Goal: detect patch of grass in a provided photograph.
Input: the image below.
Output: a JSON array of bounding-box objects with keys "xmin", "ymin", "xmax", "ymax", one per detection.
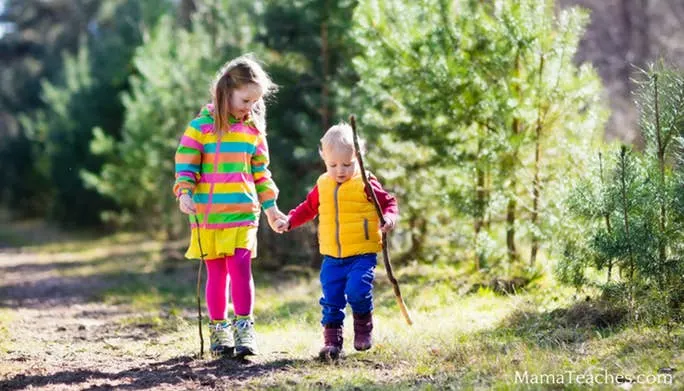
[
  {"xmin": 0, "ymin": 309, "xmax": 25, "ymax": 380},
  {"xmin": 208, "ymin": 264, "xmax": 680, "ymax": 390},
  {"xmin": 99, "ymin": 269, "xmax": 198, "ymax": 312},
  {"xmin": 254, "ymin": 276, "xmax": 321, "ymax": 330},
  {"xmin": 2, "ymin": 223, "xmax": 167, "ymax": 255},
  {"xmin": 0, "ymin": 230, "xmax": 26, "ymax": 247},
  {"xmin": 498, "ymin": 299, "xmax": 629, "ymax": 346},
  {"xmin": 118, "ymin": 312, "xmax": 191, "ymax": 334},
  {"xmin": 0, "ymin": 218, "xmax": 108, "ymax": 249},
  {"xmin": 0, "ymin": 309, "xmax": 15, "ymax": 353},
  {"xmin": 33, "ymin": 231, "xmax": 165, "ymax": 254}
]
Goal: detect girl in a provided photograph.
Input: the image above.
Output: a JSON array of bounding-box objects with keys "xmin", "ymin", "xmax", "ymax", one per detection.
[{"xmin": 174, "ymin": 55, "xmax": 287, "ymax": 358}]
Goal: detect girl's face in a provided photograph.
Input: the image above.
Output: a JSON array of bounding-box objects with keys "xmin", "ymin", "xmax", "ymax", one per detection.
[
  {"xmin": 322, "ymin": 145, "xmax": 357, "ymax": 183},
  {"xmin": 230, "ymin": 83, "xmax": 263, "ymax": 120}
]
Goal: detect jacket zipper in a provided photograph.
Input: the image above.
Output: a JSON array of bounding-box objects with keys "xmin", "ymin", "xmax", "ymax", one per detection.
[
  {"xmin": 363, "ymin": 218, "xmax": 369, "ymax": 240},
  {"xmin": 334, "ymin": 182, "xmax": 341, "ymax": 257},
  {"xmin": 204, "ymin": 136, "xmax": 221, "ymax": 226}
]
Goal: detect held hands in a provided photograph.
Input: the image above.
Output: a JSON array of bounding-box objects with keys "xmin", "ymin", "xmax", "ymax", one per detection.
[
  {"xmin": 380, "ymin": 214, "xmax": 396, "ymax": 233},
  {"xmin": 179, "ymin": 197, "xmax": 288, "ymax": 233},
  {"xmin": 178, "ymin": 193, "xmax": 196, "ymax": 215},
  {"xmin": 274, "ymin": 217, "xmax": 290, "ymax": 233},
  {"xmin": 265, "ymin": 207, "xmax": 289, "ymax": 234}
]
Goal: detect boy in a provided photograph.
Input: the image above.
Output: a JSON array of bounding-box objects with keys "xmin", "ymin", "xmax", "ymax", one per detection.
[{"xmin": 277, "ymin": 122, "xmax": 398, "ymax": 359}]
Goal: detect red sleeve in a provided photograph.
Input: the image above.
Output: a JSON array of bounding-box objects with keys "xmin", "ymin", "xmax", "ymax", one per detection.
[
  {"xmin": 367, "ymin": 176, "xmax": 399, "ymax": 225},
  {"xmin": 287, "ymin": 185, "xmax": 320, "ymax": 229}
]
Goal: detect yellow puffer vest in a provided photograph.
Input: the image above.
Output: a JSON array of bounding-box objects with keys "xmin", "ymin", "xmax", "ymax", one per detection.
[{"xmin": 317, "ymin": 172, "xmax": 382, "ymax": 257}]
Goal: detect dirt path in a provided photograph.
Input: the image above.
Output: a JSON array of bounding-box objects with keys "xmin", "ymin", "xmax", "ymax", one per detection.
[{"xmin": 0, "ymin": 244, "xmax": 302, "ymax": 390}]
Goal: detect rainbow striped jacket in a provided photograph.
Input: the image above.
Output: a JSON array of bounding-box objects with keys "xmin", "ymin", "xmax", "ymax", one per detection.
[{"xmin": 173, "ymin": 105, "xmax": 278, "ymax": 228}]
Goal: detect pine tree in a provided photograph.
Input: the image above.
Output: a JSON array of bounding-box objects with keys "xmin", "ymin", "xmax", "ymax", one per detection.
[
  {"xmin": 0, "ymin": 0, "xmax": 101, "ymax": 216},
  {"xmin": 634, "ymin": 64, "xmax": 684, "ymax": 321},
  {"xmin": 560, "ymin": 63, "xmax": 684, "ymax": 323},
  {"xmin": 258, "ymin": 0, "xmax": 360, "ymax": 266},
  {"xmin": 350, "ymin": 0, "xmax": 606, "ymax": 270},
  {"xmin": 20, "ymin": 0, "xmax": 171, "ymax": 226}
]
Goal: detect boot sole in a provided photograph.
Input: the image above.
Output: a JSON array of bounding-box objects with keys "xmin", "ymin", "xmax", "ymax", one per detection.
[{"xmin": 318, "ymin": 349, "xmax": 344, "ymax": 361}]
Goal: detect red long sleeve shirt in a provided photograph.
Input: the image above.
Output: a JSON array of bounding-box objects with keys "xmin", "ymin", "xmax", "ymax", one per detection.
[{"xmin": 288, "ymin": 176, "xmax": 398, "ymax": 229}]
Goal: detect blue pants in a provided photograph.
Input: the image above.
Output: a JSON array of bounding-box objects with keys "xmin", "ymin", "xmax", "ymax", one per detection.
[{"xmin": 319, "ymin": 253, "xmax": 377, "ymax": 326}]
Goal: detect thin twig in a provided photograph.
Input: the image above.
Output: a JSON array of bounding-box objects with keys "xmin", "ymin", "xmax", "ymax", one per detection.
[{"xmin": 193, "ymin": 214, "xmax": 205, "ymax": 359}]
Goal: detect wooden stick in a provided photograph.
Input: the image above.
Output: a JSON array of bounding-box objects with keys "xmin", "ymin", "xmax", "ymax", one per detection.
[
  {"xmin": 350, "ymin": 115, "xmax": 413, "ymax": 326},
  {"xmin": 193, "ymin": 214, "xmax": 205, "ymax": 359}
]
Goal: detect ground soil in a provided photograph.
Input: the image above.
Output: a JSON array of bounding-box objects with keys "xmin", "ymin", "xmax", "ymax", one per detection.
[{"xmin": 0, "ymin": 243, "xmax": 298, "ymax": 391}]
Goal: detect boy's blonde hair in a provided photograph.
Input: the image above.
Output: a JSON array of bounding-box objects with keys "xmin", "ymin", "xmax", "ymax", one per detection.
[{"xmin": 320, "ymin": 122, "xmax": 365, "ymax": 155}]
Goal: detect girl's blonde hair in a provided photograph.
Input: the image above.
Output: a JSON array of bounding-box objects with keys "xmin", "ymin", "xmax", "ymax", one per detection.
[{"xmin": 212, "ymin": 54, "xmax": 277, "ymax": 134}]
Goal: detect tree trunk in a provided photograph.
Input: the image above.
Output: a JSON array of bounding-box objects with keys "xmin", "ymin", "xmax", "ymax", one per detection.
[
  {"xmin": 530, "ymin": 135, "xmax": 540, "ymax": 266},
  {"xmin": 474, "ymin": 139, "xmax": 485, "ymax": 270},
  {"xmin": 530, "ymin": 54, "xmax": 545, "ymax": 267},
  {"xmin": 598, "ymin": 152, "xmax": 614, "ymax": 282},
  {"xmin": 320, "ymin": 4, "xmax": 330, "ymax": 130},
  {"xmin": 619, "ymin": 146, "xmax": 636, "ymax": 314},
  {"xmin": 506, "ymin": 192, "xmax": 518, "ymax": 264},
  {"xmin": 178, "ymin": 0, "xmax": 197, "ymax": 28},
  {"xmin": 397, "ymin": 213, "xmax": 427, "ymax": 265},
  {"xmin": 507, "ymin": 52, "xmax": 521, "ymax": 265}
]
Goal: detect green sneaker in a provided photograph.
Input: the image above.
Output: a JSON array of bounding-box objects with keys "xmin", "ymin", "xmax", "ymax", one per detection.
[
  {"xmin": 209, "ymin": 319, "xmax": 234, "ymax": 357},
  {"xmin": 233, "ymin": 317, "xmax": 258, "ymax": 357}
]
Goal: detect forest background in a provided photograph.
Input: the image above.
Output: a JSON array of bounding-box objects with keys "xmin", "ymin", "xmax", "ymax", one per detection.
[{"xmin": 0, "ymin": 1, "xmax": 682, "ymax": 389}]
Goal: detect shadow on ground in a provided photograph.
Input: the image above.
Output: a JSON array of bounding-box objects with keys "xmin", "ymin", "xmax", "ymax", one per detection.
[
  {"xmin": 0, "ymin": 355, "xmax": 314, "ymax": 390},
  {"xmin": 0, "ymin": 238, "xmax": 324, "ymax": 313},
  {"xmin": 0, "ymin": 252, "xmax": 198, "ymax": 309}
]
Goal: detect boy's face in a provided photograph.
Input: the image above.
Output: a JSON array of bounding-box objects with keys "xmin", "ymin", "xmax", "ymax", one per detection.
[
  {"xmin": 230, "ymin": 83, "xmax": 263, "ymax": 120},
  {"xmin": 322, "ymin": 145, "xmax": 357, "ymax": 184}
]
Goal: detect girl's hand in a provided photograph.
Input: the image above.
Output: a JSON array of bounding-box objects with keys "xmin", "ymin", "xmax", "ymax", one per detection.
[
  {"xmin": 265, "ymin": 207, "xmax": 288, "ymax": 233},
  {"xmin": 178, "ymin": 193, "xmax": 197, "ymax": 215},
  {"xmin": 274, "ymin": 217, "xmax": 290, "ymax": 233},
  {"xmin": 380, "ymin": 215, "xmax": 396, "ymax": 233}
]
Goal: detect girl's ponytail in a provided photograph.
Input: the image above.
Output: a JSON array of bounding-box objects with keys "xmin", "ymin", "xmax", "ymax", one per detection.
[{"xmin": 213, "ymin": 73, "xmax": 234, "ymax": 135}]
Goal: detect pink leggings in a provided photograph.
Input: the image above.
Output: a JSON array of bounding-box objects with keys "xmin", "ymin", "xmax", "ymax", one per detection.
[{"xmin": 204, "ymin": 248, "xmax": 254, "ymax": 320}]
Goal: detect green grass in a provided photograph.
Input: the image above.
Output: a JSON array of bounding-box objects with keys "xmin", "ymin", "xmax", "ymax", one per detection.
[
  {"xmin": 109, "ymin": 257, "xmax": 681, "ymax": 389},
  {"xmin": 2, "ymin": 234, "xmax": 681, "ymax": 390},
  {"xmin": 0, "ymin": 309, "xmax": 15, "ymax": 353}
]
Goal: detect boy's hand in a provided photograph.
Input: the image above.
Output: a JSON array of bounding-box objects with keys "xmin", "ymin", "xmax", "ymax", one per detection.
[
  {"xmin": 178, "ymin": 193, "xmax": 197, "ymax": 215},
  {"xmin": 380, "ymin": 215, "xmax": 396, "ymax": 233}
]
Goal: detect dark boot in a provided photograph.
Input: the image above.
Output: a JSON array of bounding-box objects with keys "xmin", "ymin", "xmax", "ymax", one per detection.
[
  {"xmin": 318, "ymin": 325, "xmax": 343, "ymax": 360},
  {"xmin": 353, "ymin": 312, "xmax": 373, "ymax": 351}
]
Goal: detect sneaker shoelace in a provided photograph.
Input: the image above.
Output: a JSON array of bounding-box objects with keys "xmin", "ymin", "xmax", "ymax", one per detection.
[
  {"xmin": 234, "ymin": 319, "xmax": 255, "ymax": 346},
  {"xmin": 210, "ymin": 322, "xmax": 232, "ymax": 346}
]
